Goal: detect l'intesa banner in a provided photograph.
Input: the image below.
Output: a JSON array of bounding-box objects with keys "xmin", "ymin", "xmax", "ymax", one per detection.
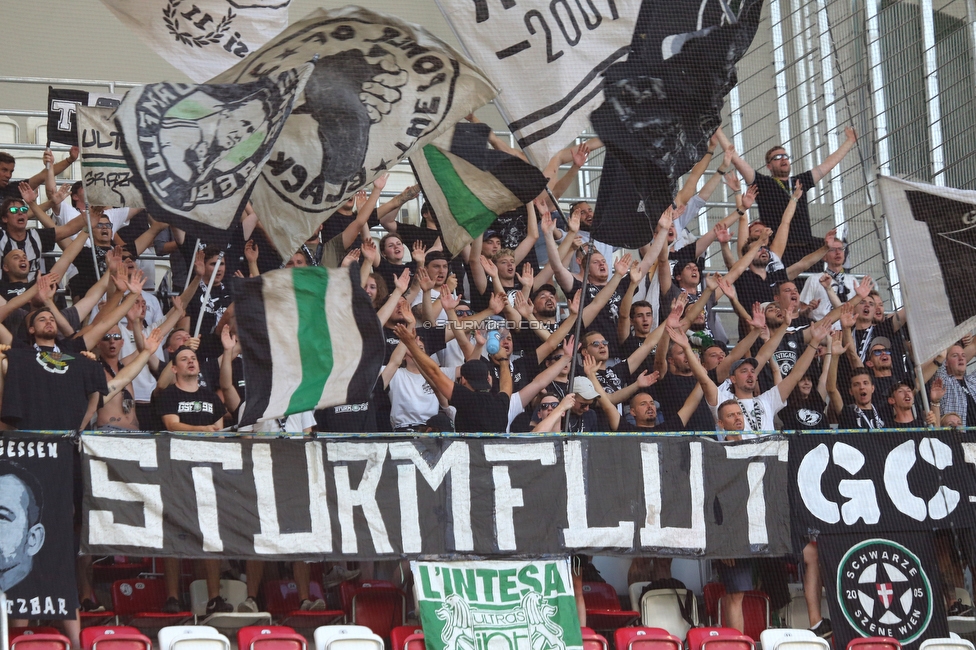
[{"xmin": 81, "ymin": 434, "xmax": 792, "ymax": 559}]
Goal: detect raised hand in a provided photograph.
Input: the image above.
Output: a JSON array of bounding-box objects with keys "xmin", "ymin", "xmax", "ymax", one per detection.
[
  {"xmin": 516, "ymin": 262, "xmax": 535, "ymax": 288},
  {"xmin": 480, "ymin": 255, "xmax": 498, "ymax": 278},
  {"xmin": 221, "ymin": 324, "xmax": 237, "ymax": 351},
  {"xmin": 629, "ymin": 261, "xmax": 644, "ymax": 285},
  {"xmin": 854, "ymin": 274, "xmax": 874, "ymax": 299},
  {"xmin": 571, "ymin": 143, "xmax": 590, "ymax": 167},
  {"xmin": 416, "ymin": 266, "xmax": 435, "ymax": 292},
  {"xmin": 401, "ymin": 299, "xmax": 417, "ymax": 328},
  {"xmin": 792, "ymin": 180, "xmax": 804, "ymax": 200},
  {"xmin": 172, "ymin": 296, "xmax": 185, "ymax": 315},
  {"xmin": 372, "ymin": 173, "xmax": 389, "ymax": 191},
  {"xmin": 340, "ymin": 248, "xmax": 361, "ymax": 268},
  {"xmin": 613, "ymin": 252, "xmax": 633, "ymax": 278},
  {"xmin": 399, "ymin": 184, "xmax": 421, "ymax": 203},
  {"xmin": 394, "ymin": 268, "xmax": 411, "ymax": 293},
  {"xmin": 513, "ymin": 291, "xmax": 533, "ymax": 320},
  {"xmin": 666, "ymin": 325, "xmax": 689, "ymax": 347},
  {"xmin": 636, "ymin": 370, "xmax": 661, "ymax": 388},
  {"xmin": 749, "ymin": 301, "xmax": 766, "ymax": 330},
  {"xmin": 186, "ymin": 336, "xmax": 201, "ymax": 351},
  {"xmin": 666, "ymin": 293, "xmax": 689, "ymax": 329},
  {"xmin": 540, "ymin": 212, "xmax": 556, "ymax": 237},
  {"xmin": 839, "ymin": 302, "xmax": 856, "ymax": 329},
  {"xmin": 488, "ymin": 291, "xmax": 506, "ymax": 315},
  {"xmin": 714, "ymin": 222, "xmax": 732, "ymax": 244},
  {"xmin": 824, "ymin": 228, "xmax": 838, "ymax": 249},
  {"xmin": 819, "ymin": 273, "xmax": 832, "ymax": 289},
  {"xmin": 444, "ymin": 272, "xmax": 458, "ymax": 295},
  {"xmin": 830, "ymin": 329, "xmax": 846, "ymax": 355},
  {"xmin": 845, "ymin": 126, "xmax": 857, "ymax": 143},
  {"xmin": 742, "ymin": 185, "xmax": 758, "ymax": 210},
  {"xmin": 716, "ymin": 274, "xmax": 737, "ymax": 301},
  {"xmin": 233, "ymin": 270, "xmax": 245, "ymax": 279},
  {"xmin": 37, "ymin": 273, "xmax": 59, "ymax": 304},
  {"xmin": 194, "ymin": 248, "xmax": 206, "ymax": 279},
  {"xmin": 533, "ymin": 196, "xmax": 551, "ymax": 221},
  {"xmin": 568, "ymin": 289, "xmax": 581, "ymax": 315},
  {"xmin": 930, "ymin": 377, "xmax": 945, "ymax": 403},
  {"xmin": 705, "ymin": 272, "xmax": 719, "ymax": 291},
  {"xmin": 145, "ymin": 328, "xmax": 164, "ymax": 355},
  {"xmin": 393, "ymin": 323, "xmax": 414, "ymax": 341},
  {"xmin": 561, "ymin": 334, "xmax": 575, "ymax": 357},
  {"xmin": 440, "ymin": 290, "xmax": 460, "ymax": 312},
  {"xmin": 411, "ymin": 240, "xmax": 427, "ymax": 266},
  {"xmin": 353, "ymin": 189, "xmax": 368, "ymax": 213},
  {"xmin": 721, "ymin": 145, "xmax": 733, "ymax": 172},
  {"xmin": 126, "ymin": 267, "xmax": 146, "ymax": 294},
  {"xmin": 361, "ymin": 237, "xmax": 381, "ymax": 267},
  {"xmin": 244, "ymin": 239, "xmax": 259, "ymax": 263},
  {"xmin": 52, "ymin": 184, "xmax": 71, "ymax": 205},
  {"xmin": 18, "ymin": 181, "xmax": 37, "ymax": 204},
  {"xmin": 581, "ymin": 351, "xmax": 598, "ymax": 377}
]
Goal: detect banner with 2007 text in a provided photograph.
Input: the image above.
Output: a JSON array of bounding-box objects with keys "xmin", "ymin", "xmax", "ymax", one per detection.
[{"xmin": 81, "ymin": 434, "xmax": 791, "ymax": 560}]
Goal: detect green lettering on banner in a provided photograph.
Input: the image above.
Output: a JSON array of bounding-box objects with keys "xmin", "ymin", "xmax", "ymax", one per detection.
[
  {"xmin": 452, "ymin": 568, "xmax": 478, "ymax": 600},
  {"xmin": 419, "ymin": 565, "xmax": 441, "ymax": 599},
  {"xmin": 544, "ymin": 562, "xmax": 566, "ymax": 595},
  {"xmin": 440, "ymin": 566, "xmax": 453, "ymax": 596},
  {"xmin": 498, "ymin": 569, "xmax": 518, "ymax": 602},
  {"xmin": 518, "ymin": 565, "xmax": 542, "ymax": 594},
  {"xmin": 476, "ymin": 568, "xmax": 497, "ymax": 602}
]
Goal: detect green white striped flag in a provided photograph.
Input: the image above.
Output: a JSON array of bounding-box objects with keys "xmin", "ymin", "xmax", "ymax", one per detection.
[
  {"xmin": 232, "ymin": 266, "xmax": 384, "ymax": 426},
  {"xmin": 410, "ymin": 122, "xmax": 549, "ymax": 254}
]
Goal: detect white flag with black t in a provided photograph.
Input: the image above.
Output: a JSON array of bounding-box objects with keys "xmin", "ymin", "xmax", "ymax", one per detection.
[
  {"xmin": 878, "ymin": 175, "xmax": 976, "ymax": 363},
  {"xmin": 433, "ymin": 0, "xmax": 641, "ymax": 167},
  {"xmin": 100, "ymin": 0, "xmax": 292, "ymax": 82},
  {"xmin": 113, "ymin": 65, "xmax": 311, "ymax": 240},
  {"xmin": 209, "ymin": 6, "xmax": 498, "ymax": 259}
]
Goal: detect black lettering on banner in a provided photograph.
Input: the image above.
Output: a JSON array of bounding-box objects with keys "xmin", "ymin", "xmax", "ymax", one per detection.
[
  {"xmin": 473, "ymin": 0, "xmax": 519, "ymax": 23},
  {"xmin": 494, "ymin": 0, "xmax": 619, "ymax": 60}
]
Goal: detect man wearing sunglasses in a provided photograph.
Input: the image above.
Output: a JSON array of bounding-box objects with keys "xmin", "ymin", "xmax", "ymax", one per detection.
[
  {"xmin": 0, "ymin": 197, "xmax": 86, "ymax": 283},
  {"xmin": 718, "ymin": 128, "xmax": 857, "ymax": 266}
]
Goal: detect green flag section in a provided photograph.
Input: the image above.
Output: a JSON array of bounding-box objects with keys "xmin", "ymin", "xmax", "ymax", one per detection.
[
  {"xmin": 231, "ymin": 266, "xmax": 384, "ymax": 426},
  {"xmin": 411, "ymin": 122, "xmax": 550, "ymax": 255},
  {"xmin": 412, "ymin": 559, "xmax": 583, "ymax": 650}
]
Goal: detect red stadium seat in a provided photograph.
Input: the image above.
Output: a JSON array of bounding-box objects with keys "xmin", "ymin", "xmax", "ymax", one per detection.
[
  {"xmin": 717, "ymin": 590, "xmax": 771, "ymax": 641},
  {"xmin": 347, "ymin": 584, "xmax": 406, "ymax": 644},
  {"xmin": 703, "ymin": 583, "xmax": 726, "ymax": 625},
  {"xmin": 581, "ymin": 627, "xmax": 610, "ymax": 650},
  {"xmin": 10, "ymin": 634, "xmax": 72, "ymax": 650},
  {"xmin": 688, "ymin": 627, "xmax": 757, "ymax": 650},
  {"xmin": 261, "ymin": 580, "xmax": 344, "ymax": 628},
  {"xmin": 389, "ymin": 626, "xmax": 425, "ymax": 650},
  {"xmin": 110, "ymin": 578, "xmax": 191, "ymax": 629},
  {"xmin": 582, "ymin": 581, "xmax": 640, "ymax": 634},
  {"xmin": 847, "ymin": 638, "xmax": 902, "ymax": 650},
  {"xmin": 339, "ymin": 580, "xmax": 396, "ymax": 613},
  {"xmin": 236, "ymin": 626, "xmax": 306, "ymax": 650},
  {"xmin": 8, "ymin": 628, "xmax": 60, "ymax": 638},
  {"xmin": 81, "ymin": 626, "xmax": 151, "ymax": 650},
  {"xmin": 615, "ymin": 626, "xmax": 683, "ymax": 650}
]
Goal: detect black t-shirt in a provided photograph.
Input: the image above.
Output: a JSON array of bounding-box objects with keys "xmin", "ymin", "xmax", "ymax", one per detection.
[
  {"xmin": 627, "ymin": 413, "xmax": 687, "ymax": 432},
  {"xmin": 315, "ymin": 401, "xmax": 376, "ymax": 433},
  {"xmin": 382, "ymin": 325, "xmax": 447, "ymax": 364},
  {"xmin": 652, "ymin": 372, "xmax": 714, "ymax": 431},
  {"xmin": 753, "ymin": 171, "xmax": 818, "ymax": 265},
  {"xmin": 779, "ymin": 395, "xmax": 828, "ymax": 430},
  {"xmin": 571, "ymin": 276, "xmax": 630, "ymax": 359},
  {"xmin": 489, "ymin": 356, "xmax": 537, "ymax": 394},
  {"xmin": 734, "ymin": 269, "xmax": 776, "ymax": 337},
  {"xmin": 619, "ymin": 335, "xmax": 656, "ymax": 377},
  {"xmin": 512, "ymin": 319, "xmax": 557, "ymax": 360},
  {"xmin": 0, "ymin": 279, "xmax": 29, "ymax": 302},
  {"xmin": 837, "ymin": 404, "xmax": 886, "ymax": 430},
  {"xmin": 375, "ymin": 258, "xmax": 415, "ymax": 297},
  {"xmin": 885, "ymin": 414, "xmax": 926, "ymax": 429},
  {"xmin": 320, "ymin": 208, "xmax": 380, "ymax": 253},
  {"xmin": 595, "ymin": 362, "xmax": 631, "ymax": 396},
  {"xmin": 154, "ymin": 384, "xmax": 225, "ymax": 427},
  {"xmin": 184, "ymin": 281, "xmax": 233, "ymax": 360},
  {"xmin": 68, "ymin": 245, "xmax": 111, "ymax": 298},
  {"xmin": 1, "ymin": 343, "xmax": 108, "ymax": 430},
  {"xmin": 395, "ymin": 222, "xmax": 448, "ymax": 255},
  {"xmin": 451, "ymin": 384, "xmax": 510, "ymax": 433}
]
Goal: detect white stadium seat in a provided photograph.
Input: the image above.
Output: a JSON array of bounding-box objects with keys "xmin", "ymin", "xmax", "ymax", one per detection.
[
  {"xmin": 158, "ymin": 626, "xmax": 230, "ymax": 650},
  {"xmin": 313, "ymin": 625, "xmax": 383, "ymax": 650}
]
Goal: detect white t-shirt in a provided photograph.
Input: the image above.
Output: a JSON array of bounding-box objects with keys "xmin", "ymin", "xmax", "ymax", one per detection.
[
  {"xmin": 799, "ymin": 270, "xmax": 857, "ymax": 321},
  {"xmin": 710, "ymin": 378, "xmax": 786, "ymax": 439},
  {"xmin": 119, "ymin": 317, "xmax": 167, "ymax": 402},
  {"xmin": 91, "ymin": 291, "xmax": 164, "ymax": 331},
  {"xmin": 386, "ymin": 366, "xmax": 440, "ymax": 429}
]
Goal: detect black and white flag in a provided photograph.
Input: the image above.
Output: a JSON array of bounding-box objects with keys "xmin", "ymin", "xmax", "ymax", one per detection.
[
  {"xmin": 879, "ymin": 175, "xmax": 976, "ymax": 363},
  {"xmin": 77, "ymin": 106, "xmax": 143, "ymax": 209},
  {"xmin": 114, "ymin": 65, "xmax": 311, "ymax": 239},
  {"xmin": 209, "ymin": 6, "xmax": 498, "ymax": 259},
  {"xmin": 432, "ymin": 0, "xmax": 641, "ymax": 167},
  {"xmin": 0, "ymin": 435, "xmax": 78, "ymax": 620},
  {"xmin": 589, "ymin": 0, "xmax": 764, "ymax": 248},
  {"xmin": 101, "ymin": 0, "xmax": 292, "ymax": 83},
  {"xmin": 47, "ymin": 87, "xmax": 122, "ymax": 147}
]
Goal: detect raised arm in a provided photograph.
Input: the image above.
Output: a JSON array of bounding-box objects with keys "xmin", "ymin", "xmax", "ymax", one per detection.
[
  {"xmin": 811, "ymin": 127, "xmax": 857, "ymax": 183},
  {"xmin": 670, "ymin": 325, "xmax": 719, "ymax": 407},
  {"xmin": 511, "ymin": 200, "xmax": 538, "ymax": 265},
  {"xmin": 777, "ymin": 317, "xmax": 835, "ymax": 401},
  {"xmin": 105, "ymin": 330, "xmax": 164, "ymax": 403},
  {"xmin": 769, "ymin": 181, "xmax": 803, "ymax": 259},
  {"xmin": 582, "ymin": 352, "xmax": 620, "ymax": 430},
  {"xmin": 80, "ymin": 269, "xmax": 145, "ymax": 350},
  {"xmin": 395, "ymin": 323, "xmax": 455, "ymax": 400}
]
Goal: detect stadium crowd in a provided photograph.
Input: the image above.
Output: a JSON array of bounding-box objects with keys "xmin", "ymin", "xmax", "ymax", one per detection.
[{"xmin": 0, "ymin": 118, "xmax": 973, "ymax": 647}]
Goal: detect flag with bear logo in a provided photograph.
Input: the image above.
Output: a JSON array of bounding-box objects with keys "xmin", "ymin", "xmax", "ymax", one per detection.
[
  {"xmin": 412, "ymin": 559, "xmax": 583, "ymax": 650},
  {"xmin": 208, "ymin": 6, "xmax": 498, "ymax": 259}
]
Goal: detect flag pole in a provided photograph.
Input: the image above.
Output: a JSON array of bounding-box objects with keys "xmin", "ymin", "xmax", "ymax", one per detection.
[
  {"xmin": 84, "ymin": 208, "xmax": 101, "ymax": 281},
  {"xmin": 194, "ymin": 251, "xmax": 224, "ymax": 338},
  {"xmin": 564, "ymin": 241, "xmax": 594, "ymax": 431},
  {"xmin": 183, "ymin": 238, "xmax": 201, "ymax": 293}
]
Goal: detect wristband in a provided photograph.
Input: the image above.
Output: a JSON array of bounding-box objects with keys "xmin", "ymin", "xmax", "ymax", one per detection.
[
  {"xmin": 736, "ymin": 208, "xmax": 745, "ymax": 216},
  {"xmin": 705, "ymin": 150, "xmax": 715, "ymax": 157},
  {"xmin": 790, "ymin": 197, "xmax": 798, "ymax": 203},
  {"xmin": 717, "ymin": 167, "xmax": 731, "ymax": 174}
]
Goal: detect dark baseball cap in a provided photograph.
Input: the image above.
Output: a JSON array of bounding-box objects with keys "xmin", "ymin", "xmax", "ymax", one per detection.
[
  {"xmin": 459, "ymin": 359, "xmax": 491, "ymax": 392},
  {"xmin": 531, "ymin": 283, "xmax": 558, "ymax": 300}
]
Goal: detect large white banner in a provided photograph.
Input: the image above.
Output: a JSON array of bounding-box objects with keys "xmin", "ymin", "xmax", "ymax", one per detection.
[
  {"xmin": 878, "ymin": 175, "xmax": 976, "ymax": 363},
  {"xmin": 209, "ymin": 6, "xmax": 498, "ymax": 258},
  {"xmin": 434, "ymin": 0, "xmax": 640, "ymax": 166},
  {"xmin": 101, "ymin": 0, "xmax": 291, "ymax": 82},
  {"xmin": 78, "ymin": 106, "xmax": 143, "ymax": 209}
]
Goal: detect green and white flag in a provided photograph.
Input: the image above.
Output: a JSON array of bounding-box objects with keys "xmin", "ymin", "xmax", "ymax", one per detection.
[
  {"xmin": 410, "ymin": 122, "xmax": 549, "ymax": 255},
  {"xmin": 231, "ymin": 266, "xmax": 384, "ymax": 426},
  {"xmin": 412, "ymin": 559, "xmax": 583, "ymax": 650}
]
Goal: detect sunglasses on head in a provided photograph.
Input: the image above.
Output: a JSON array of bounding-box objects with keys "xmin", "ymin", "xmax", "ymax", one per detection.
[
  {"xmin": 7, "ymin": 206, "xmax": 28, "ymax": 214},
  {"xmin": 102, "ymin": 333, "xmax": 123, "ymax": 341},
  {"xmin": 769, "ymin": 153, "xmax": 790, "ymax": 161}
]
